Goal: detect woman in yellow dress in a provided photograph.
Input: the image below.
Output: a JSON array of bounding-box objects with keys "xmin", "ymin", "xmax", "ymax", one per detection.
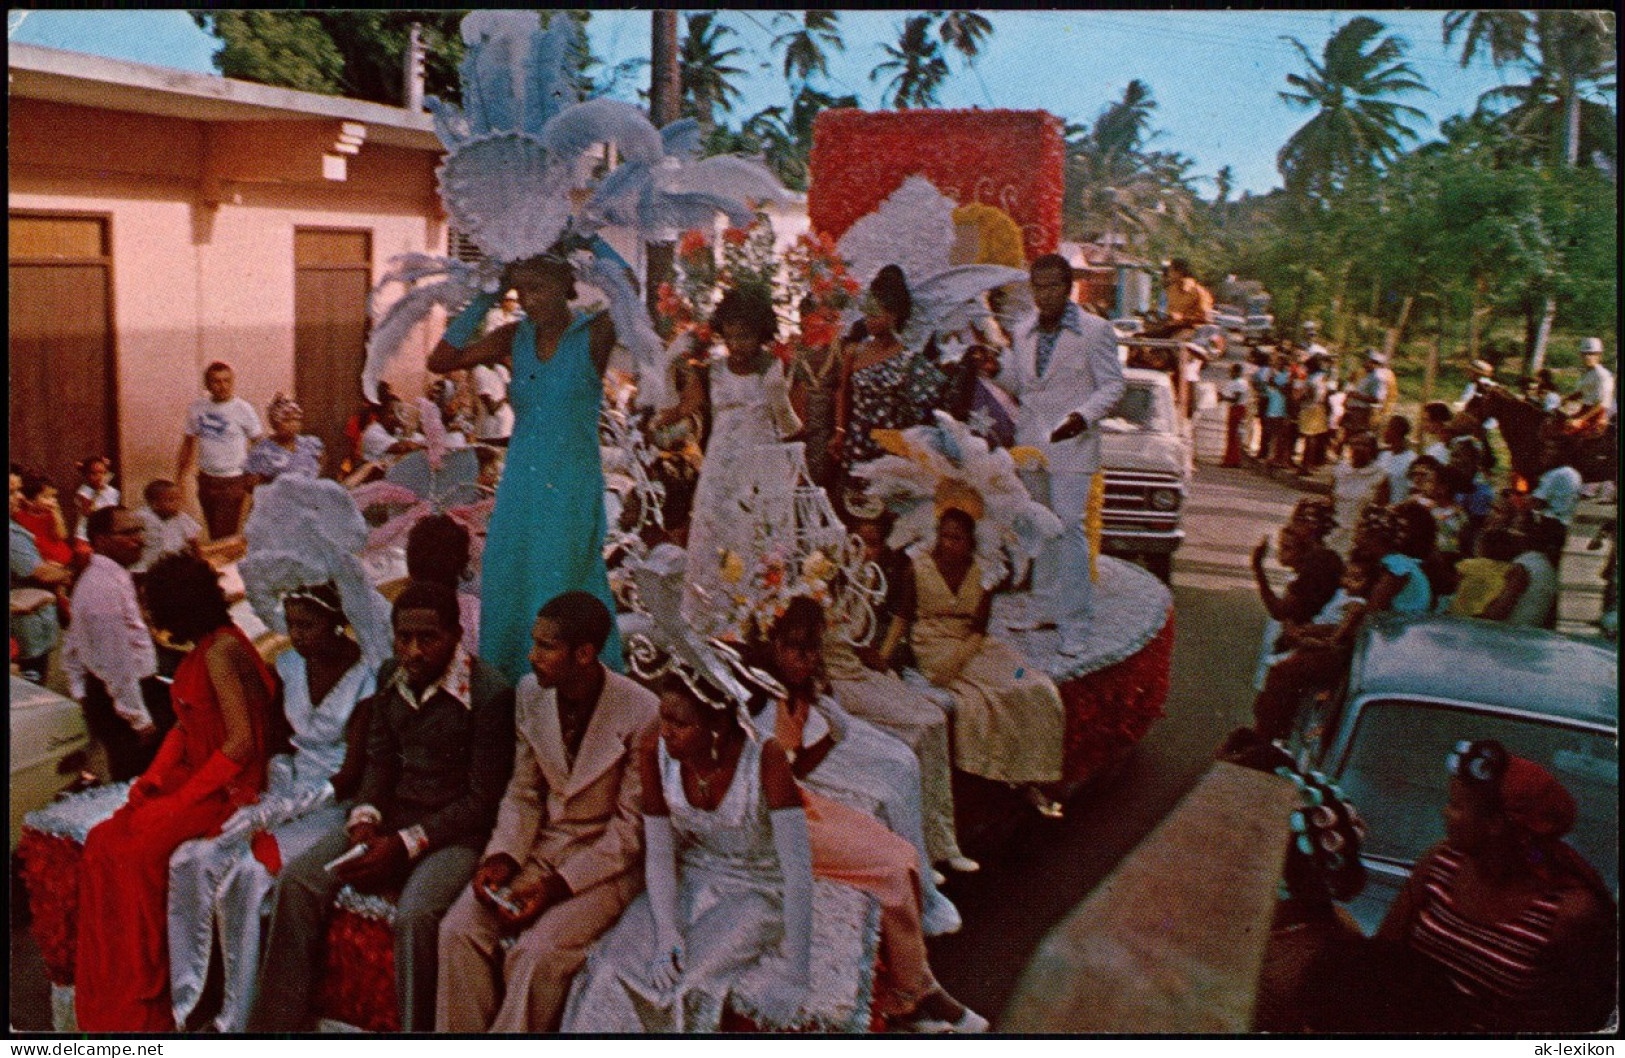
[{"xmin": 876, "ymin": 506, "xmax": 1066, "ymax": 816}]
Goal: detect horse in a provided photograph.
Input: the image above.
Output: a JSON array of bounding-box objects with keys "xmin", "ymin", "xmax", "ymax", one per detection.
[{"xmin": 1466, "ymin": 384, "xmax": 1618, "ymax": 487}]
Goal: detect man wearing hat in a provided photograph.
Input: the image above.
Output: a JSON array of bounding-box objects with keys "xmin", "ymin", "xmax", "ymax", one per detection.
[{"xmin": 1566, "ymin": 337, "xmax": 1614, "ymax": 432}]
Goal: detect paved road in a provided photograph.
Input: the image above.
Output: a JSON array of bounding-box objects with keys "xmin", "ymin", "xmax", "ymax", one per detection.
[{"xmin": 928, "ymin": 394, "xmax": 1302, "ymax": 1024}]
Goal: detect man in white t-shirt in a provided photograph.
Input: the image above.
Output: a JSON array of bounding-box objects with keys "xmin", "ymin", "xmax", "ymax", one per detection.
[
  {"xmin": 175, "ymin": 361, "xmax": 263, "ymax": 540},
  {"xmin": 471, "ymin": 363, "xmax": 515, "ymax": 446},
  {"xmin": 1569, "ymin": 337, "xmax": 1615, "ymax": 425}
]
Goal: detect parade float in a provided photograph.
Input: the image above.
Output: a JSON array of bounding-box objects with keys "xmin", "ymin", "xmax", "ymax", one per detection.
[
  {"xmin": 18, "ymin": 77, "xmax": 1169, "ymax": 1040},
  {"xmin": 809, "ymin": 107, "xmax": 1174, "ymax": 793}
]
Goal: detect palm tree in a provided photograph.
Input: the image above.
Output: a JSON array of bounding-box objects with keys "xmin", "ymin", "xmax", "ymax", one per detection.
[
  {"xmin": 871, "ymin": 14, "xmax": 949, "ymax": 109},
  {"xmin": 1445, "ymin": 11, "xmax": 1616, "ymax": 167},
  {"xmin": 1443, "ymin": 11, "xmax": 1616, "ymax": 371},
  {"xmin": 680, "ymin": 12, "xmax": 746, "ymax": 133},
  {"xmin": 743, "ymin": 84, "xmax": 860, "ymax": 190},
  {"xmin": 1277, "ymin": 17, "xmax": 1432, "ymax": 202},
  {"xmin": 772, "ymin": 11, "xmax": 843, "ymax": 86},
  {"xmin": 931, "ymin": 11, "xmax": 994, "ymax": 65},
  {"xmin": 1092, "ymin": 79, "xmax": 1159, "ymax": 157}
]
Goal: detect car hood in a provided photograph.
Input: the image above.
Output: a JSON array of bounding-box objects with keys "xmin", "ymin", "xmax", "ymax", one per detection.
[{"xmin": 1100, "ymin": 428, "xmax": 1189, "ymax": 478}]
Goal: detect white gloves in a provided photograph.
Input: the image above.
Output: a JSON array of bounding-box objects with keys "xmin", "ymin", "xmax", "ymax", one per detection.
[
  {"xmin": 643, "ymin": 815, "xmax": 685, "ymax": 993},
  {"xmin": 762, "ymin": 806, "xmax": 814, "ymax": 1026}
]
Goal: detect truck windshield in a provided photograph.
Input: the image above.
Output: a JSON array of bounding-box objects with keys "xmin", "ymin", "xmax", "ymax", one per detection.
[
  {"xmin": 1334, "ymin": 699, "xmax": 1617, "ymax": 894},
  {"xmin": 1104, "ymin": 385, "xmax": 1157, "ymax": 429}
]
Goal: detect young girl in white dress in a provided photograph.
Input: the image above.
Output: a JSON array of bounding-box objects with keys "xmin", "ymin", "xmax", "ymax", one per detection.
[{"xmin": 651, "ymin": 287, "xmax": 801, "ymax": 638}]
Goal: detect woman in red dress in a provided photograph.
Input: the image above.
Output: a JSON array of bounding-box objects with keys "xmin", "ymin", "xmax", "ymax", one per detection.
[{"xmin": 75, "ymin": 553, "xmax": 275, "ymax": 1032}]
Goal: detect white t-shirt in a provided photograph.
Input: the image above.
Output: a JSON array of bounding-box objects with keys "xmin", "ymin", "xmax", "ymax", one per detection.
[
  {"xmin": 73, "ymin": 484, "xmax": 121, "ymax": 540},
  {"xmin": 471, "ymin": 363, "xmax": 515, "ymax": 441},
  {"xmin": 1532, "ymin": 465, "xmax": 1583, "ymax": 525},
  {"xmin": 186, "ymin": 396, "xmax": 263, "ymax": 477},
  {"xmin": 1422, "ymin": 440, "xmax": 1450, "ymax": 464},
  {"xmin": 1579, "ymin": 364, "xmax": 1615, "ymax": 414},
  {"xmin": 1375, "ymin": 449, "xmax": 1417, "ymax": 505},
  {"xmin": 1507, "ymin": 551, "xmax": 1558, "ymax": 627},
  {"xmin": 361, "ymin": 421, "xmax": 402, "ymax": 463},
  {"xmin": 1329, "ymin": 461, "xmax": 1386, "ymax": 553},
  {"xmin": 133, "ymin": 507, "xmax": 202, "ymax": 573}
]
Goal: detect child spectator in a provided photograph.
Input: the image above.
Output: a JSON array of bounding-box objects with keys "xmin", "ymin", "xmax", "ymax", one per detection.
[
  {"xmin": 15, "ymin": 468, "xmax": 77, "ymax": 567},
  {"xmin": 74, "ymin": 456, "xmax": 120, "ymax": 542},
  {"xmin": 1373, "ymin": 416, "xmax": 1417, "ymax": 507},
  {"xmin": 1419, "ymin": 401, "xmax": 1452, "ymax": 463},
  {"xmin": 133, "ymin": 479, "xmax": 203, "ymax": 574},
  {"xmin": 1328, "ymin": 433, "xmax": 1385, "ymax": 555},
  {"xmin": 1220, "ymin": 363, "xmax": 1249, "ymax": 468}
]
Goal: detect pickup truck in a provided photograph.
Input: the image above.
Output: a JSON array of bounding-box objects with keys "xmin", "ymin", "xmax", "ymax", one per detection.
[{"xmin": 1097, "ymin": 367, "xmax": 1191, "ymax": 582}]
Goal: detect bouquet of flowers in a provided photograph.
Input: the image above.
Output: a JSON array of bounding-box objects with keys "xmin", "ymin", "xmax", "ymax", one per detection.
[{"xmin": 783, "ymin": 231, "xmax": 863, "ymax": 354}]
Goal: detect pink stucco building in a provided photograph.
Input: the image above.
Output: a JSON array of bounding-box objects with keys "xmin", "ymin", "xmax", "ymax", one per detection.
[{"xmin": 9, "ymin": 43, "xmax": 448, "ymax": 511}]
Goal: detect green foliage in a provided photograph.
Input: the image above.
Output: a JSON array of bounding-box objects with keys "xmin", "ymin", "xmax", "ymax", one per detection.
[
  {"xmin": 191, "ymin": 11, "xmax": 604, "ymax": 107},
  {"xmin": 1277, "ymin": 17, "xmax": 1431, "ymax": 203},
  {"xmin": 191, "ymin": 11, "xmax": 347, "ymax": 96},
  {"xmin": 680, "ymin": 12, "xmax": 746, "ymax": 130}
]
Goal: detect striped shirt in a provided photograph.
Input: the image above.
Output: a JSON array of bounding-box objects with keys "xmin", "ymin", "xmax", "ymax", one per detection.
[{"xmin": 1408, "ymin": 845, "xmax": 1564, "ymax": 1030}]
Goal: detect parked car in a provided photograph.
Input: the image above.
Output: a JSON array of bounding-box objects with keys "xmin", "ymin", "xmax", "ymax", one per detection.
[
  {"xmin": 1098, "ymin": 367, "xmax": 1191, "ymax": 582},
  {"xmin": 1285, "ymin": 615, "xmax": 1618, "ymax": 931},
  {"xmin": 10, "ymin": 675, "xmax": 91, "ymax": 851}
]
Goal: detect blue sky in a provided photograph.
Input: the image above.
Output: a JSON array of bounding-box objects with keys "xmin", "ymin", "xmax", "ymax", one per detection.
[{"xmin": 11, "ymin": 9, "xmax": 1537, "ymax": 197}]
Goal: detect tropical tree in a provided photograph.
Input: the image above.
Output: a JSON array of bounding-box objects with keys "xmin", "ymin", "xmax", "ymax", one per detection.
[
  {"xmin": 680, "ymin": 12, "xmax": 746, "ymax": 133},
  {"xmin": 872, "ymin": 14, "xmax": 950, "ymax": 109},
  {"xmin": 1444, "ymin": 11, "xmax": 1616, "ymax": 168},
  {"xmin": 772, "ymin": 10, "xmax": 843, "ymax": 87},
  {"xmin": 1276, "ymin": 17, "xmax": 1431, "ymax": 203},
  {"xmin": 1061, "ymin": 82, "xmax": 1198, "ymax": 256},
  {"xmin": 742, "ymin": 85, "xmax": 860, "ymax": 190},
  {"xmin": 1442, "ymin": 11, "xmax": 1616, "ymax": 369},
  {"xmin": 931, "ymin": 10, "xmax": 994, "ymax": 65}
]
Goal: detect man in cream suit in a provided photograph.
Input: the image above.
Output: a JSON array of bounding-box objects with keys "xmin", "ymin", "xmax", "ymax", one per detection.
[
  {"xmin": 436, "ymin": 591, "xmax": 659, "ymax": 1032},
  {"xmin": 987, "ymin": 254, "xmax": 1126, "ymax": 657}
]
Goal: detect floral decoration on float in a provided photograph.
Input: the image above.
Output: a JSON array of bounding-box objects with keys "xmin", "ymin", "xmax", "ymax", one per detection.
[{"xmin": 808, "ymin": 108, "xmax": 1065, "ymax": 261}]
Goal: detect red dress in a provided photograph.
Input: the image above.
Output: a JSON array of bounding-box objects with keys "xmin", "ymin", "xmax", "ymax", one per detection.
[
  {"xmin": 14, "ymin": 507, "xmax": 74, "ymax": 566},
  {"xmin": 75, "ymin": 624, "xmax": 274, "ymax": 1032}
]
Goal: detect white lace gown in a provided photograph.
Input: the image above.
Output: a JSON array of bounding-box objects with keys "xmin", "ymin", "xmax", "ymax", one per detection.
[
  {"xmin": 167, "ymin": 652, "xmax": 376, "ymax": 1031},
  {"xmin": 561, "ymin": 738, "xmax": 878, "ymax": 1033},
  {"xmin": 680, "ymin": 357, "xmax": 801, "ymax": 638}
]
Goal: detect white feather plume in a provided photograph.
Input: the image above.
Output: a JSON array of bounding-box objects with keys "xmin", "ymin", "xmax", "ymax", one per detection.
[
  {"xmin": 239, "ymin": 475, "xmax": 394, "ymax": 668},
  {"xmin": 853, "ymin": 411, "xmax": 1062, "ymax": 588},
  {"xmin": 363, "ymin": 254, "xmax": 497, "ymax": 403},
  {"xmin": 542, "ymin": 97, "xmax": 663, "ymax": 169}
]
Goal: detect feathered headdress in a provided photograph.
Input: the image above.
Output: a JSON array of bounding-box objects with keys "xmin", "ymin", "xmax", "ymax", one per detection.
[
  {"xmin": 837, "ymin": 175, "xmax": 1027, "ymax": 359},
  {"xmin": 853, "ymin": 411, "xmax": 1062, "ymax": 589},
  {"xmin": 363, "ymin": 12, "xmax": 789, "ymax": 409},
  {"xmin": 239, "ymin": 475, "xmax": 394, "ymax": 668},
  {"xmin": 621, "ymin": 547, "xmax": 783, "ymax": 731}
]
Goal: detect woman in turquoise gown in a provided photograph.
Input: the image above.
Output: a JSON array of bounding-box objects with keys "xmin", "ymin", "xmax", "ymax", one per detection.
[{"xmin": 428, "ymin": 255, "xmax": 623, "ymax": 680}]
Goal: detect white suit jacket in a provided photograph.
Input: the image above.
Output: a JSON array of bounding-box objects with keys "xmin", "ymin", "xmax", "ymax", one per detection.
[{"xmin": 994, "ymin": 307, "xmax": 1127, "ymax": 475}]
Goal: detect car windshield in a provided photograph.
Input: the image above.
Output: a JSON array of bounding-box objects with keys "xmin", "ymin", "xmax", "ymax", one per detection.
[
  {"xmin": 1102, "ymin": 384, "xmax": 1160, "ymax": 431},
  {"xmin": 1334, "ymin": 699, "xmax": 1618, "ymax": 895}
]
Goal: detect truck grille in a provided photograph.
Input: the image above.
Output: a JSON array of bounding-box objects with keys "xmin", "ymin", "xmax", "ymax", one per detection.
[{"xmin": 1102, "ymin": 471, "xmax": 1183, "ymax": 532}]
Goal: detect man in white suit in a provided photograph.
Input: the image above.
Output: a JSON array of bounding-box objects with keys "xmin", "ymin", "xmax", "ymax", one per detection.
[
  {"xmin": 986, "ymin": 254, "xmax": 1126, "ymax": 657},
  {"xmin": 435, "ymin": 591, "xmax": 658, "ymax": 1032}
]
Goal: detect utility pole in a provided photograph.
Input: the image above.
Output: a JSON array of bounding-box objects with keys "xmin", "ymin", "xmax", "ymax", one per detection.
[
  {"xmin": 403, "ymin": 22, "xmax": 426, "ymax": 112},
  {"xmin": 645, "ymin": 11, "xmax": 681, "ymax": 318}
]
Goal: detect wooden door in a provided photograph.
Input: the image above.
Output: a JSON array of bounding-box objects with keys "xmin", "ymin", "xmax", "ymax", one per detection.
[
  {"xmin": 294, "ymin": 228, "xmax": 371, "ymax": 467},
  {"xmin": 8, "ymin": 212, "xmax": 118, "ymax": 498}
]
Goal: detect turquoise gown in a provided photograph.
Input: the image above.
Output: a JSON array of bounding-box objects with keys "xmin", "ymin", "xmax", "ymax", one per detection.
[{"xmin": 479, "ymin": 312, "xmax": 623, "ymax": 681}]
